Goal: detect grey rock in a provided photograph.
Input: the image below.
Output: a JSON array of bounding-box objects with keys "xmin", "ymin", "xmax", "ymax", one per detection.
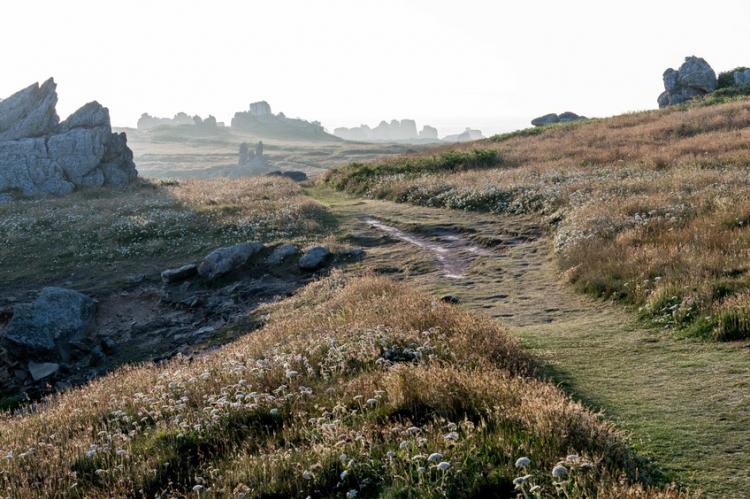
[
  {"xmin": 658, "ymin": 56, "xmax": 717, "ymax": 108},
  {"xmin": 0, "ymin": 192, "xmax": 12, "ymax": 204},
  {"xmin": 266, "ymin": 244, "xmax": 299, "ymax": 264},
  {"xmin": 28, "ymin": 361, "xmax": 59, "ymax": 381},
  {"xmin": 198, "ymin": 242, "xmax": 264, "ymax": 279},
  {"xmin": 558, "ymin": 111, "xmax": 587, "ymax": 122},
  {"xmin": 734, "ymin": 69, "xmax": 750, "ymax": 86},
  {"xmin": 3, "ymin": 287, "xmax": 96, "ymax": 359},
  {"xmin": 663, "ymin": 68, "xmax": 679, "ymax": 92},
  {"xmin": 57, "ymin": 101, "xmax": 110, "ymax": 132},
  {"xmin": 0, "ymin": 78, "xmax": 59, "ymax": 141},
  {"xmin": 299, "ymin": 246, "xmax": 331, "ymax": 271},
  {"xmin": 0, "ymin": 80, "xmax": 137, "ymax": 197},
  {"xmin": 677, "ymin": 56, "xmax": 717, "ymax": 93},
  {"xmin": 161, "ymin": 263, "xmax": 198, "ymax": 283},
  {"xmin": 531, "ymin": 113, "xmax": 559, "ymax": 127}
]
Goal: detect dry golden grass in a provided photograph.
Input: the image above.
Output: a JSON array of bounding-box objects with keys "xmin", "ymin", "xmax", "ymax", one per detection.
[
  {"xmin": 325, "ymin": 98, "xmax": 750, "ymax": 339},
  {"xmin": 0, "ymin": 275, "xmax": 688, "ymax": 498}
]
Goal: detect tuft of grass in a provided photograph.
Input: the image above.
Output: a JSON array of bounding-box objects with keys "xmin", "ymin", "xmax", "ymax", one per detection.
[
  {"xmin": 324, "ymin": 148, "xmax": 501, "ymax": 196},
  {"xmin": 0, "ymin": 275, "xmax": 687, "ymax": 498}
]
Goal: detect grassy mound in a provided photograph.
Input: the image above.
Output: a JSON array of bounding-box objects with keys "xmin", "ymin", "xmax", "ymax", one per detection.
[
  {"xmin": 0, "ymin": 275, "xmax": 687, "ymax": 497},
  {"xmin": 0, "ymin": 177, "xmax": 328, "ymax": 290},
  {"xmin": 324, "ymin": 98, "xmax": 750, "ymax": 341}
]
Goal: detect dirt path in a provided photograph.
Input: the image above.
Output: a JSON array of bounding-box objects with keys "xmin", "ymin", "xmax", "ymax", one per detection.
[{"xmin": 311, "ymin": 186, "xmax": 750, "ymax": 497}]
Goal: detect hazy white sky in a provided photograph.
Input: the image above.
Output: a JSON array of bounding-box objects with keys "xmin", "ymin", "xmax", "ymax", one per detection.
[{"xmin": 3, "ymin": 0, "xmax": 749, "ymax": 135}]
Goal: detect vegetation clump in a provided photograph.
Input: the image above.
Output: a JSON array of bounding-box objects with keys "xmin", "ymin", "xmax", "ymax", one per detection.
[{"xmin": 0, "ymin": 275, "xmax": 687, "ymax": 497}]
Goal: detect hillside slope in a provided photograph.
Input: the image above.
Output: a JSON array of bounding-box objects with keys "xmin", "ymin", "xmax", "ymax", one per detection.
[
  {"xmin": 325, "ymin": 97, "xmax": 750, "ymax": 340},
  {"xmin": 0, "ymin": 275, "xmax": 686, "ymax": 498}
]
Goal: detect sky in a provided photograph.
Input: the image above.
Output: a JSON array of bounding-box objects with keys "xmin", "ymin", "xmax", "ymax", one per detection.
[{"xmin": 2, "ymin": 0, "xmax": 750, "ymax": 136}]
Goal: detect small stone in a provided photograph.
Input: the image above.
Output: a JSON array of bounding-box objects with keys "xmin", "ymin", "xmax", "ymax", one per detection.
[
  {"xmin": 298, "ymin": 246, "xmax": 331, "ymax": 271},
  {"xmin": 440, "ymin": 295, "xmax": 460, "ymax": 304},
  {"xmin": 161, "ymin": 263, "xmax": 198, "ymax": 284},
  {"xmin": 27, "ymin": 361, "xmax": 59, "ymax": 381}
]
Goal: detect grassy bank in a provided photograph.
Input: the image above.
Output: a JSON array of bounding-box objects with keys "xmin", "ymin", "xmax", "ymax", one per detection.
[
  {"xmin": 324, "ymin": 97, "xmax": 750, "ymax": 340},
  {"xmin": 0, "ymin": 177, "xmax": 329, "ymax": 292},
  {"xmin": 0, "ymin": 275, "xmax": 687, "ymax": 498}
]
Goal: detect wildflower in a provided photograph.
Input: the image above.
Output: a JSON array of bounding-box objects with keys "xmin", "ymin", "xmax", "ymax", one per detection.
[
  {"xmin": 4, "ymin": 452, "xmax": 12, "ymax": 460},
  {"xmin": 116, "ymin": 449, "xmax": 128, "ymax": 456},
  {"xmin": 529, "ymin": 485, "xmax": 541, "ymax": 493},
  {"xmin": 193, "ymin": 484, "xmax": 205, "ymax": 494},
  {"xmin": 85, "ymin": 449, "xmax": 97, "ymax": 458},
  {"xmin": 270, "ymin": 408, "xmax": 279, "ymax": 416},
  {"xmin": 437, "ymin": 461, "xmax": 451, "ymax": 471},
  {"xmin": 340, "ymin": 470, "xmax": 349, "ymax": 480},
  {"xmin": 346, "ymin": 490, "xmax": 358, "ymax": 499},
  {"xmin": 444, "ymin": 431, "xmax": 459, "ymax": 441},
  {"xmin": 552, "ymin": 464, "xmax": 568, "ymax": 480},
  {"xmin": 399, "ymin": 440, "xmax": 409, "ymax": 449},
  {"xmin": 515, "ymin": 456, "xmax": 531, "ymax": 468},
  {"xmin": 366, "ymin": 398, "xmax": 378, "ymax": 406},
  {"xmin": 285, "ymin": 370, "xmax": 299, "ymax": 379},
  {"xmin": 302, "ymin": 470, "xmax": 313, "ymax": 480},
  {"xmin": 427, "ymin": 452, "xmax": 442, "ymax": 462},
  {"xmin": 406, "ymin": 426, "xmax": 420, "ymax": 435}
]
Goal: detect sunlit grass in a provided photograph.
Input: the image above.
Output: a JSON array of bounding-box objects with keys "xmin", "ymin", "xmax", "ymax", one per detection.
[
  {"xmin": 0, "ymin": 275, "xmax": 688, "ymax": 498},
  {"xmin": 325, "ymin": 97, "xmax": 750, "ymax": 340}
]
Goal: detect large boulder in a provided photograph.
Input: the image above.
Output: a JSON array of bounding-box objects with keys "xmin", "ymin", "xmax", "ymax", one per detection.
[
  {"xmin": 658, "ymin": 56, "xmax": 717, "ymax": 108},
  {"xmin": 198, "ymin": 242, "xmax": 264, "ymax": 280},
  {"xmin": 2, "ymin": 287, "xmax": 96, "ymax": 361},
  {"xmin": 0, "ymin": 79, "xmax": 137, "ymax": 197}
]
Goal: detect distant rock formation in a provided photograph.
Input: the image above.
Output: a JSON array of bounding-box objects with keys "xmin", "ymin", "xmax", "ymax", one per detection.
[
  {"xmin": 658, "ymin": 56, "xmax": 718, "ymax": 108},
  {"xmin": 442, "ymin": 128, "xmax": 485, "ymax": 142},
  {"xmin": 137, "ymin": 112, "xmax": 222, "ymax": 130},
  {"xmin": 531, "ymin": 112, "xmax": 587, "ymax": 127},
  {"xmin": 419, "ymin": 125, "xmax": 439, "ymax": 140},
  {"xmin": 238, "ymin": 141, "xmax": 266, "ymax": 166},
  {"xmin": 231, "ymin": 101, "xmax": 336, "ymax": 141},
  {"xmin": 0, "ymin": 78, "xmax": 137, "ymax": 197},
  {"xmin": 334, "ymin": 119, "xmax": 439, "ymax": 143}
]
